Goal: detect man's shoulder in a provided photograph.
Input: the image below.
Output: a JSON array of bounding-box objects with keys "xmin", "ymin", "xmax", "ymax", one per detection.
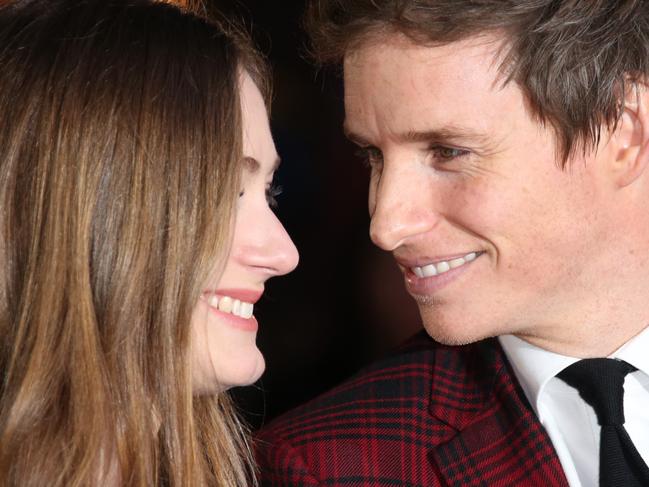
[
  {"xmin": 257, "ymin": 330, "xmax": 501, "ymax": 442},
  {"xmin": 255, "ymin": 332, "xmax": 517, "ymax": 486}
]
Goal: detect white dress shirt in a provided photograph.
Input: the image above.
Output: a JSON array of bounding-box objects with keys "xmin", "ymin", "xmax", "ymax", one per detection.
[{"xmin": 499, "ymin": 328, "xmax": 649, "ymax": 487}]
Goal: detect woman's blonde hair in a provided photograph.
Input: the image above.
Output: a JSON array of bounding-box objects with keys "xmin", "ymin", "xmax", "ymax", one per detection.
[{"xmin": 0, "ymin": 0, "xmax": 268, "ymax": 484}]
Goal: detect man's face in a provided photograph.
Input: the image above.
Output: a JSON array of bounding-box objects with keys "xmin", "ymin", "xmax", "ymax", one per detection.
[{"xmin": 343, "ymin": 34, "xmax": 619, "ymax": 349}]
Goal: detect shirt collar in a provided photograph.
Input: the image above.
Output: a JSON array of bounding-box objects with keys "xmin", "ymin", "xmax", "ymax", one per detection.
[
  {"xmin": 498, "ymin": 334, "xmax": 575, "ymax": 419},
  {"xmin": 499, "ymin": 325, "xmax": 649, "ymax": 419},
  {"xmin": 610, "ymin": 325, "xmax": 649, "ymax": 376}
]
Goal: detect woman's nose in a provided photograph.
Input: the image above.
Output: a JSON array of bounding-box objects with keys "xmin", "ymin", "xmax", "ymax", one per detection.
[
  {"xmin": 262, "ymin": 210, "xmax": 299, "ymax": 276},
  {"xmin": 234, "ymin": 205, "xmax": 299, "ymax": 276}
]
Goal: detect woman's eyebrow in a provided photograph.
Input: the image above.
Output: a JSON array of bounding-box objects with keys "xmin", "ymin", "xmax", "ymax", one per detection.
[{"xmin": 242, "ymin": 155, "xmax": 281, "ymax": 173}]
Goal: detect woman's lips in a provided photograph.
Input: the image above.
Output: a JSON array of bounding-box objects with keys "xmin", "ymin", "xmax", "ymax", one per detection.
[{"xmin": 200, "ymin": 288, "xmax": 262, "ymax": 331}]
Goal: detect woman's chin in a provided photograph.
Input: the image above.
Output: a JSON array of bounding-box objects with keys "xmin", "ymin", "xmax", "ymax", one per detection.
[{"xmin": 192, "ymin": 349, "xmax": 266, "ymax": 394}]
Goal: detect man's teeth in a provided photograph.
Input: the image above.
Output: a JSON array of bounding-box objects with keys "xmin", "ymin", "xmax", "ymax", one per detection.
[
  {"xmin": 412, "ymin": 252, "xmax": 478, "ymax": 278},
  {"xmin": 207, "ymin": 294, "xmax": 254, "ymax": 319}
]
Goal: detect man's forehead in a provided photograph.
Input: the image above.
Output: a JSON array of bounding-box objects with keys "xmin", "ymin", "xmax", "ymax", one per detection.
[
  {"xmin": 340, "ymin": 31, "xmax": 536, "ymax": 156},
  {"xmin": 343, "ymin": 30, "xmax": 508, "ymax": 71},
  {"xmin": 342, "ymin": 32, "xmax": 513, "ymax": 127}
]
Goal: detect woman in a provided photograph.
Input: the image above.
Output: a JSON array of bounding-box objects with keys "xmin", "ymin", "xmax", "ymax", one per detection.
[{"xmin": 0, "ymin": 0, "xmax": 298, "ymax": 485}]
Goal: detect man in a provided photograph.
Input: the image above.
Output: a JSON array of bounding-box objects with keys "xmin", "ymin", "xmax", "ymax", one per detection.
[{"xmin": 257, "ymin": 1, "xmax": 649, "ymax": 485}]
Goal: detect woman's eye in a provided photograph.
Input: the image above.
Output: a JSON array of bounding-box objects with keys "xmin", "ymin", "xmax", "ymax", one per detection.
[
  {"xmin": 354, "ymin": 146, "xmax": 383, "ymax": 168},
  {"xmin": 266, "ymin": 184, "xmax": 282, "ymax": 208},
  {"xmin": 432, "ymin": 145, "xmax": 469, "ymax": 161}
]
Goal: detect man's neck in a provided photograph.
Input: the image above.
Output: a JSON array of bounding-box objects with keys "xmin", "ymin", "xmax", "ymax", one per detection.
[{"xmin": 513, "ymin": 320, "xmax": 649, "ymax": 358}]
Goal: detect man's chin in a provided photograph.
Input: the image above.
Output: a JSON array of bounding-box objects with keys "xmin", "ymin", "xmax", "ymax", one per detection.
[{"xmin": 419, "ymin": 311, "xmax": 497, "ymax": 346}]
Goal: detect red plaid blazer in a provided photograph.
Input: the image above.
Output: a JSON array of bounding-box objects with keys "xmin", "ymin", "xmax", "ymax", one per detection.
[{"xmin": 256, "ymin": 332, "xmax": 570, "ymax": 486}]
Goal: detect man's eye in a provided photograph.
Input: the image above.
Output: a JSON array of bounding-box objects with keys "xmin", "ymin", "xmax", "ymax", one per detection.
[
  {"xmin": 266, "ymin": 184, "xmax": 282, "ymax": 208},
  {"xmin": 431, "ymin": 145, "xmax": 469, "ymax": 160},
  {"xmin": 354, "ymin": 147, "xmax": 383, "ymax": 168}
]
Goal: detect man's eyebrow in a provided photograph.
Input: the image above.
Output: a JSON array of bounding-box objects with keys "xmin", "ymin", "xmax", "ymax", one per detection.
[
  {"xmin": 398, "ymin": 128, "xmax": 490, "ymax": 145},
  {"xmin": 343, "ymin": 124, "xmax": 489, "ymax": 146},
  {"xmin": 242, "ymin": 155, "xmax": 281, "ymax": 172}
]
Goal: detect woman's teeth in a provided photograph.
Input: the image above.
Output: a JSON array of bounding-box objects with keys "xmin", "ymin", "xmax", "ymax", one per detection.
[
  {"xmin": 412, "ymin": 251, "xmax": 478, "ymax": 278},
  {"xmin": 207, "ymin": 294, "xmax": 254, "ymax": 319}
]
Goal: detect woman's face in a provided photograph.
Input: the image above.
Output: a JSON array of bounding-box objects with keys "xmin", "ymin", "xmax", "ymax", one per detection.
[{"xmin": 190, "ymin": 72, "xmax": 299, "ymax": 393}]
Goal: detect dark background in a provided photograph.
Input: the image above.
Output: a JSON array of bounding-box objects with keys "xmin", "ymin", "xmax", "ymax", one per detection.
[{"xmin": 214, "ymin": 0, "xmax": 422, "ymax": 429}]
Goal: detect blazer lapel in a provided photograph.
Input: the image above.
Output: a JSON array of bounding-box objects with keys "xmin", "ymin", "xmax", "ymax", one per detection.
[{"xmin": 427, "ymin": 340, "xmax": 569, "ymax": 487}]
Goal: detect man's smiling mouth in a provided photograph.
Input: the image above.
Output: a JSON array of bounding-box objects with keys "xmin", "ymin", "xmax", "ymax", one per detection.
[{"xmin": 411, "ymin": 251, "xmax": 483, "ymax": 277}]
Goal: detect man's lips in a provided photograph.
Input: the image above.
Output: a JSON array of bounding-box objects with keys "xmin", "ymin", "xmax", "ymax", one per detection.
[
  {"xmin": 397, "ymin": 251, "xmax": 484, "ymax": 278},
  {"xmin": 399, "ymin": 251, "xmax": 485, "ymax": 296}
]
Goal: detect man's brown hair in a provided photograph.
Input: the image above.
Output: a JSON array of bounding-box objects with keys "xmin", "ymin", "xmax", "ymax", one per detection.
[{"xmin": 306, "ymin": 0, "xmax": 649, "ymax": 163}]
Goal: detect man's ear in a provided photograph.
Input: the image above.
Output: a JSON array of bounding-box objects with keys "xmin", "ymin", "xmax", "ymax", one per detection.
[{"xmin": 611, "ymin": 81, "xmax": 649, "ymax": 188}]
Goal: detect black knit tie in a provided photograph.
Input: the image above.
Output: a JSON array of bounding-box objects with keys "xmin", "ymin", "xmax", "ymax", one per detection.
[{"xmin": 557, "ymin": 358, "xmax": 649, "ymax": 487}]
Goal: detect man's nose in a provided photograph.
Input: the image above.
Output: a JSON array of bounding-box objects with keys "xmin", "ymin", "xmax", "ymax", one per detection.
[{"xmin": 369, "ymin": 164, "xmax": 439, "ymax": 251}]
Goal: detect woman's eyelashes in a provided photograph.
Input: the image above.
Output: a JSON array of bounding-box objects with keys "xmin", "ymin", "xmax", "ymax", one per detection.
[
  {"xmin": 238, "ymin": 183, "xmax": 282, "ymax": 208},
  {"xmin": 265, "ymin": 183, "xmax": 282, "ymax": 208}
]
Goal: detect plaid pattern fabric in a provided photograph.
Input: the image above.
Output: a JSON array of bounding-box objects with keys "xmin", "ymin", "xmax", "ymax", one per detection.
[{"xmin": 256, "ymin": 331, "xmax": 569, "ymax": 486}]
